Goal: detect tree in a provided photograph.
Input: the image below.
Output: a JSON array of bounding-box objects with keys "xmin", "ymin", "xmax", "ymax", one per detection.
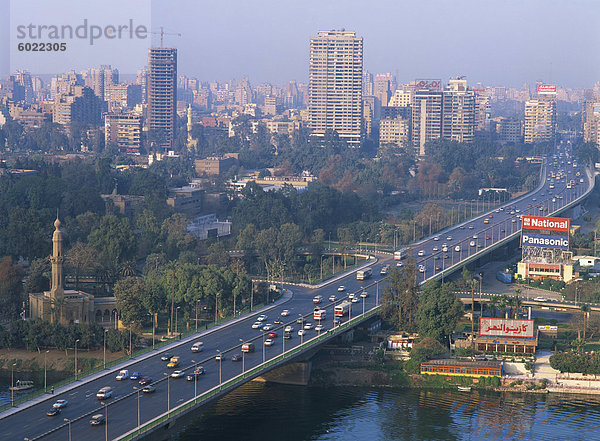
[
  {"xmin": 206, "ymin": 242, "xmax": 229, "ymax": 267},
  {"xmin": 380, "ymin": 261, "xmax": 419, "ymax": 331},
  {"xmin": 65, "ymin": 242, "xmax": 98, "ymax": 290},
  {"xmin": 416, "ymin": 282, "xmax": 464, "ymax": 344},
  {"xmin": 581, "ymin": 304, "xmax": 591, "ymax": 341},
  {"xmin": 0, "ymin": 257, "xmax": 25, "ymax": 319},
  {"xmin": 88, "ymin": 215, "xmax": 137, "ymax": 266},
  {"xmin": 114, "ymin": 277, "xmax": 149, "ymax": 330},
  {"xmin": 24, "ymin": 257, "xmax": 50, "ymax": 293}
]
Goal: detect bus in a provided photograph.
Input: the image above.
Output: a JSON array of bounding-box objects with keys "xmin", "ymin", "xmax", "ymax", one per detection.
[
  {"xmin": 394, "ymin": 249, "xmax": 408, "ymax": 260},
  {"xmin": 334, "ymin": 301, "xmax": 351, "ymax": 317},
  {"xmin": 356, "ymin": 268, "xmax": 372, "ymax": 280},
  {"xmin": 313, "ymin": 308, "xmax": 326, "ymax": 321}
]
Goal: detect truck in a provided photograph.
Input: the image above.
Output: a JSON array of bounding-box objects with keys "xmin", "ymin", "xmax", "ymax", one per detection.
[
  {"xmin": 115, "ymin": 369, "xmax": 129, "ymax": 380},
  {"xmin": 167, "ymin": 356, "xmax": 180, "ymax": 368},
  {"xmin": 241, "ymin": 342, "xmax": 255, "ymax": 353},
  {"xmin": 313, "ymin": 308, "xmax": 326, "ymax": 321},
  {"xmin": 496, "ymin": 271, "xmax": 513, "ymax": 284},
  {"xmin": 356, "ymin": 268, "xmax": 372, "ymax": 280},
  {"xmin": 334, "ymin": 301, "xmax": 351, "ymax": 317}
]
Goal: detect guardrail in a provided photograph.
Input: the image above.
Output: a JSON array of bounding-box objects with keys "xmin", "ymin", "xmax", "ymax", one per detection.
[{"xmin": 116, "ymin": 305, "xmax": 382, "ymax": 441}]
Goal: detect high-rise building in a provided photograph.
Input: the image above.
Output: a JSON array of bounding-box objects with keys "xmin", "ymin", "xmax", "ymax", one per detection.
[
  {"xmin": 86, "ymin": 65, "xmax": 118, "ymax": 100},
  {"xmin": 583, "ymin": 100, "xmax": 600, "ymax": 145},
  {"xmin": 52, "ymin": 86, "xmax": 105, "ymax": 130},
  {"xmin": 524, "ymin": 98, "xmax": 556, "ymax": 144},
  {"xmin": 379, "ymin": 116, "xmax": 410, "ymax": 148},
  {"xmin": 474, "ymin": 93, "xmax": 490, "ymax": 132},
  {"xmin": 105, "ymin": 112, "xmax": 143, "ymax": 153},
  {"xmin": 308, "ymin": 30, "xmax": 363, "ymax": 146},
  {"xmin": 411, "ymin": 89, "xmax": 442, "ymax": 156},
  {"xmin": 374, "ymin": 73, "xmax": 395, "ymax": 106},
  {"xmin": 362, "ymin": 70, "xmax": 374, "ymax": 96},
  {"xmin": 148, "ymin": 47, "xmax": 177, "ymax": 151},
  {"xmin": 442, "ymin": 78, "xmax": 475, "ymax": 143}
]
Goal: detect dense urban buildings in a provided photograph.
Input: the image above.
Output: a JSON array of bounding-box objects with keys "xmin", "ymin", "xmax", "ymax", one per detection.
[
  {"xmin": 442, "ymin": 78, "xmax": 476, "ymax": 143},
  {"xmin": 308, "ymin": 30, "xmax": 363, "ymax": 146},
  {"xmin": 411, "ymin": 88, "xmax": 443, "ymax": 156},
  {"xmin": 147, "ymin": 47, "xmax": 178, "ymax": 151}
]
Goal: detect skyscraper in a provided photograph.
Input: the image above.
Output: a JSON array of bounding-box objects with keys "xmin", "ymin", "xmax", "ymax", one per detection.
[
  {"xmin": 442, "ymin": 78, "xmax": 475, "ymax": 143},
  {"xmin": 524, "ymin": 98, "xmax": 556, "ymax": 144},
  {"xmin": 148, "ymin": 47, "xmax": 177, "ymax": 151},
  {"xmin": 308, "ymin": 30, "xmax": 363, "ymax": 146},
  {"xmin": 411, "ymin": 89, "xmax": 442, "ymax": 156}
]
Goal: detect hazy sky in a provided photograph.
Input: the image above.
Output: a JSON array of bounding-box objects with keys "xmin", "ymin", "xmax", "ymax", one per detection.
[{"xmin": 2, "ymin": 0, "xmax": 600, "ymax": 88}]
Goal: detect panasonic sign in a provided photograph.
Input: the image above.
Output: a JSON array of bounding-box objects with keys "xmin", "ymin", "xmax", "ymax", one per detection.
[{"xmin": 521, "ymin": 233, "xmax": 569, "ymax": 249}]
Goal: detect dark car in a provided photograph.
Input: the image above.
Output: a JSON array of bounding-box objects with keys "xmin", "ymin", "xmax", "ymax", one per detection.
[
  {"xmin": 46, "ymin": 407, "xmax": 61, "ymax": 416},
  {"xmin": 139, "ymin": 376, "xmax": 152, "ymax": 386},
  {"xmin": 160, "ymin": 353, "xmax": 173, "ymax": 361},
  {"xmin": 231, "ymin": 354, "xmax": 242, "ymax": 362},
  {"xmin": 90, "ymin": 414, "xmax": 106, "ymax": 425},
  {"xmin": 283, "ymin": 332, "xmax": 292, "ymax": 340},
  {"xmin": 142, "ymin": 385, "xmax": 156, "ymax": 393},
  {"xmin": 130, "ymin": 372, "xmax": 142, "ymax": 380}
]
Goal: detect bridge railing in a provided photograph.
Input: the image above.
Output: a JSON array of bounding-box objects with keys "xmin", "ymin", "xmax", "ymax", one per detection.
[{"xmin": 116, "ymin": 304, "xmax": 382, "ymax": 441}]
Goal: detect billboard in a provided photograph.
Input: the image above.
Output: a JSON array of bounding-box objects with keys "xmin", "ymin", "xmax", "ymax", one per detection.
[
  {"xmin": 415, "ymin": 79, "xmax": 442, "ymax": 91},
  {"xmin": 521, "ymin": 233, "xmax": 569, "ymax": 249},
  {"xmin": 479, "ymin": 318, "xmax": 535, "ymax": 338},
  {"xmin": 538, "ymin": 84, "xmax": 557, "ymax": 95},
  {"xmin": 521, "ymin": 216, "xmax": 570, "ymax": 232}
]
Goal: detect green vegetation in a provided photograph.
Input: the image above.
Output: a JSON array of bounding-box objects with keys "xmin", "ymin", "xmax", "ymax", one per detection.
[{"xmin": 550, "ymin": 351, "xmax": 600, "ymax": 374}]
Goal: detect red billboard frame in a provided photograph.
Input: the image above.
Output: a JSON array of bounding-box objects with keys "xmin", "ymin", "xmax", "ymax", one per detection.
[
  {"xmin": 479, "ymin": 318, "xmax": 535, "ymax": 338},
  {"xmin": 538, "ymin": 84, "xmax": 557, "ymax": 94},
  {"xmin": 521, "ymin": 215, "xmax": 570, "ymax": 232}
]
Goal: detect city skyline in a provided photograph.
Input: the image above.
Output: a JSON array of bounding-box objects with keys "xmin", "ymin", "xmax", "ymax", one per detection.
[{"xmin": 1, "ymin": 0, "xmax": 599, "ymax": 88}]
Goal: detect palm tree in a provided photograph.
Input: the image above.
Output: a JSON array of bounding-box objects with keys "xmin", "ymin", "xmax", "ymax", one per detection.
[{"xmin": 489, "ymin": 295, "xmax": 500, "ymax": 318}]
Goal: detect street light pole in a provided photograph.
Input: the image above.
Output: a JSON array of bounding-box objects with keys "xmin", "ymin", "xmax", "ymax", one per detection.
[
  {"xmin": 74, "ymin": 339, "xmax": 80, "ymax": 380},
  {"xmin": 195, "ymin": 300, "xmax": 200, "ymax": 332},
  {"xmin": 133, "ymin": 387, "xmax": 140, "ymax": 430},
  {"xmin": 44, "ymin": 350, "xmax": 49, "ymax": 392},
  {"xmin": 64, "ymin": 418, "xmax": 71, "ymax": 441},
  {"xmin": 104, "ymin": 402, "xmax": 108, "ymax": 441},
  {"xmin": 103, "ymin": 329, "xmax": 108, "ymax": 369},
  {"xmin": 11, "ymin": 362, "xmax": 16, "ymax": 407},
  {"xmin": 175, "ymin": 306, "xmax": 180, "ymax": 335}
]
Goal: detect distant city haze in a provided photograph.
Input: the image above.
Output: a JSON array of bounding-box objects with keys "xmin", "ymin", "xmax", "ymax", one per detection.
[{"xmin": 2, "ymin": 0, "xmax": 599, "ymax": 87}]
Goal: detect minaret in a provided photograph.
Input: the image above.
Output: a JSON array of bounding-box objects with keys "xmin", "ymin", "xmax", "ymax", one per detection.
[
  {"xmin": 186, "ymin": 104, "xmax": 197, "ymax": 152},
  {"xmin": 50, "ymin": 214, "xmax": 64, "ymax": 299}
]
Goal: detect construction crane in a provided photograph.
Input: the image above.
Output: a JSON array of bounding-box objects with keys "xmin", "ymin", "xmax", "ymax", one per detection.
[{"xmin": 151, "ymin": 26, "xmax": 181, "ymax": 47}]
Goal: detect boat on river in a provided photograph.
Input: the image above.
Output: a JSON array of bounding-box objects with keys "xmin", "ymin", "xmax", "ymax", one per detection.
[
  {"xmin": 9, "ymin": 380, "xmax": 34, "ymax": 391},
  {"xmin": 457, "ymin": 386, "xmax": 472, "ymax": 392}
]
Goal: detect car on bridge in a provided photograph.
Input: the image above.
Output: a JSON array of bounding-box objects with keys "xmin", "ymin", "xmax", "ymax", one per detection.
[
  {"xmin": 418, "ymin": 250, "xmax": 425, "ymax": 256},
  {"xmin": 231, "ymin": 354, "xmax": 242, "ymax": 362},
  {"xmin": 313, "ymin": 295, "xmax": 323, "ymax": 304},
  {"xmin": 96, "ymin": 386, "xmax": 112, "ymax": 400},
  {"xmin": 171, "ymin": 370, "xmax": 185, "ymax": 379},
  {"xmin": 533, "ymin": 296, "xmax": 548, "ymax": 302},
  {"xmin": 90, "ymin": 414, "xmax": 105, "ymax": 425},
  {"xmin": 264, "ymin": 338, "xmax": 274, "ymax": 347},
  {"xmin": 268, "ymin": 331, "xmax": 278, "ymax": 338},
  {"xmin": 160, "ymin": 353, "xmax": 173, "ymax": 361},
  {"xmin": 418, "ymin": 265, "xmax": 425, "ymax": 273},
  {"xmin": 304, "ymin": 322, "xmax": 313, "ymax": 330},
  {"xmin": 191, "ymin": 341, "xmax": 204, "ymax": 352},
  {"xmin": 252, "ymin": 321, "xmax": 262, "ymax": 329},
  {"xmin": 338, "ymin": 285, "xmax": 346, "ymax": 292},
  {"xmin": 284, "ymin": 325, "xmax": 294, "ymax": 333},
  {"xmin": 241, "ymin": 342, "xmax": 255, "ymax": 352},
  {"xmin": 142, "ymin": 385, "xmax": 156, "ymax": 393},
  {"xmin": 46, "ymin": 407, "xmax": 61, "ymax": 417},
  {"xmin": 329, "ymin": 294, "xmax": 337, "ymax": 302},
  {"xmin": 52, "ymin": 400, "xmax": 68, "ymax": 408},
  {"xmin": 360, "ymin": 291, "xmax": 368, "ymax": 298},
  {"xmin": 130, "ymin": 372, "xmax": 142, "ymax": 380},
  {"xmin": 283, "ymin": 332, "xmax": 292, "ymax": 339},
  {"xmin": 257, "ymin": 314, "xmax": 268, "ymax": 322},
  {"xmin": 280, "ymin": 309, "xmax": 289, "ymax": 316},
  {"xmin": 315, "ymin": 324, "xmax": 324, "ymax": 332},
  {"xmin": 215, "ymin": 353, "xmax": 226, "ymax": 361},
  {"xmin": 167, "ymin": 356, "xmax": 181, "ymax": 368},
  {"xmin": 298, "ymin": 329, "xmax": 306, "ymax": 336},
  {"xmin": 139, "ymin": 377, "xmax": 152, "ymax": 386},
  {"xmin": 116, "ymin": 369, "xmax": 129, "ymax": 380},
  {"xmin": 262, "ymin": 323, "xmax": 274, "ymax": 331}
]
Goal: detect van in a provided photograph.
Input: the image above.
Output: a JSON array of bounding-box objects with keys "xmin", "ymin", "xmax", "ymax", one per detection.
[
  {"xmin": 96, "ymin": 386, "xmax": 112, "ymax": 400},
  {"xmin": 241, "ymin": 342, "xmax": 255, "ymax": 353},
  {"xmin": 115, "ymin": 369, "xmax": 129, "ymax": 380},
  {"xmin": 167, "ymin": 356, "xmax": 180, "ymax": 368},
  {"xmin": 191, "ymin": 341, "xmax": 204, "ymax": 353}
]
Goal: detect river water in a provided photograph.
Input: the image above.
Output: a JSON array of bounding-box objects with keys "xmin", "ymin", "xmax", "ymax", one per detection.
[{"xmin": 178, "ymin": 381, "xmax": 600, "ymax": 441}]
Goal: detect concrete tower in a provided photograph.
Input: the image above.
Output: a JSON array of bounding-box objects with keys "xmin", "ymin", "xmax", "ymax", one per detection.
[{"xmin": 50, "ymin": 215, "xmax": 64, "ymax": 299}]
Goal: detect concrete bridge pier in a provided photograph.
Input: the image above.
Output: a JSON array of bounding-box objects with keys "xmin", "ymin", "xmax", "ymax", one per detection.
[{"xmin": 255, "ymin": 361, "xmax": 312, "ymax": 385}]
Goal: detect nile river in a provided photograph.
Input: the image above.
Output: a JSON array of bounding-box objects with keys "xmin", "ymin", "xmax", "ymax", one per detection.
[{"xmin": 179, "ymin": 381, "xmax": 600, "ymax": 441}]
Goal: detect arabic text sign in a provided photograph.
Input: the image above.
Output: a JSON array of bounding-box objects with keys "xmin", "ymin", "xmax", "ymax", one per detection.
[
  {"xmin": 521, "ymin": 233, "xmax": 569, "ymax": 249},
  {"xmin": 521, "ymin": 215, "xmax": 570, "ymax": 232},
  {"xmin": 479, "ymin": 318, "xmax": 535, "ymax": 338},
  {"xmin": 538, "ymin": 84, "xmax": 557, "ymax": 95}
]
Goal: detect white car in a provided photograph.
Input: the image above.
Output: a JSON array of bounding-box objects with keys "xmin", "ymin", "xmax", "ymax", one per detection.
[
  {"xmin": 298, "ymin": 329, "xmax": 306, "ymax": 336},
  {"xmin": 469, "ymin": 241, "xmax": 476, "ymax": 247},
  {"xmin": 264, "ymin": 339, "xmax": 274, "ymax": 347},
  {"xmin": 53, "ymin": 400, "xmax": 68, "ymax": 409},
  {"xmin": 396, "ymin": 262, "xmax": 404, "ymax": 268},
  {"xmin": 329, "ymin": 295, "xmax": 337, "ymax": 302},
  {"xmin": 315, "ymin": 324, "xmax": 324, "ymax": 332},
  {"xmin": 468, "ymin": 225, "xmax": 474, "ymax": 229},
  {"xmin": 171, "ymin": 370, "xmax": 185, "ymax": 378},
  {"xmin": 280, "ymin": 310, "xmax": 289, "ymax": 317},
  {"xmin": 116, "ymin": 370, "xmax": 129, "ymax": 381},
  {"xmin": 251, "ymin": 321, "xmax": 262, "ymax": 329},
  {"xmin": 284, "ymin": 325, "xmax": 294, "ymax": 333},
  {"xmin": 433, "ymin": 236, "xmax": 440, "ymax": 241},
  {"xmin": 533, "ymin": 297, "xmax": 547, "ymax": 302},
  {"xmin": 472, "ymin": 234, "xmax": 478, "ymax": 239},
  {"xmin": 262, "ymin": 323, "xmax": 274, "ymax": 331},
  {"xmin": 257, "ymin": 314, "xmax": 267, "ymax": 322},
  {"xmin": 446, "ymin": 236, "xmax": 452, "ymax": 241},
  {"xmin": 455, "ymin": 245, "xmax": 461, "ymax": 252},
  {"xmin": 348, "ymin": 293, "xmax": 355, "ymax": 300},
  {"xmin": 418, "ymin": 250, "xmax": 425, "ymax": 256},
  {"xmin": 360, "ymin": 291, "xmax": 368, "ymax": 298},
  {"xmin": 337, "ymin": 285, "xmax": 346, "ymax": 292},
  {"xmin": 304, "ymin": 322, "xmax": 313, "ymax": 330},
  {"xmin": 351, "ymin": 297, "xmax": 359, "ymax": 303},
  {"xmin": 418, "ymin": 265, "xmax": 425, "ymax": 273},
  {"xmin": 432, "ymin": 246, "xmax": 439, "ymax": 252}
]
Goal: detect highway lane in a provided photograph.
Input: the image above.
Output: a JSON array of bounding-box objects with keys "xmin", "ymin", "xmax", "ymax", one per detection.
[
  {"xmin": 409, "ymin": 143, "xmax": 591, "ymax": 283},
  {"xmin": 3, "ymin": 259, "xmax": 392, "ymax": 441}
]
